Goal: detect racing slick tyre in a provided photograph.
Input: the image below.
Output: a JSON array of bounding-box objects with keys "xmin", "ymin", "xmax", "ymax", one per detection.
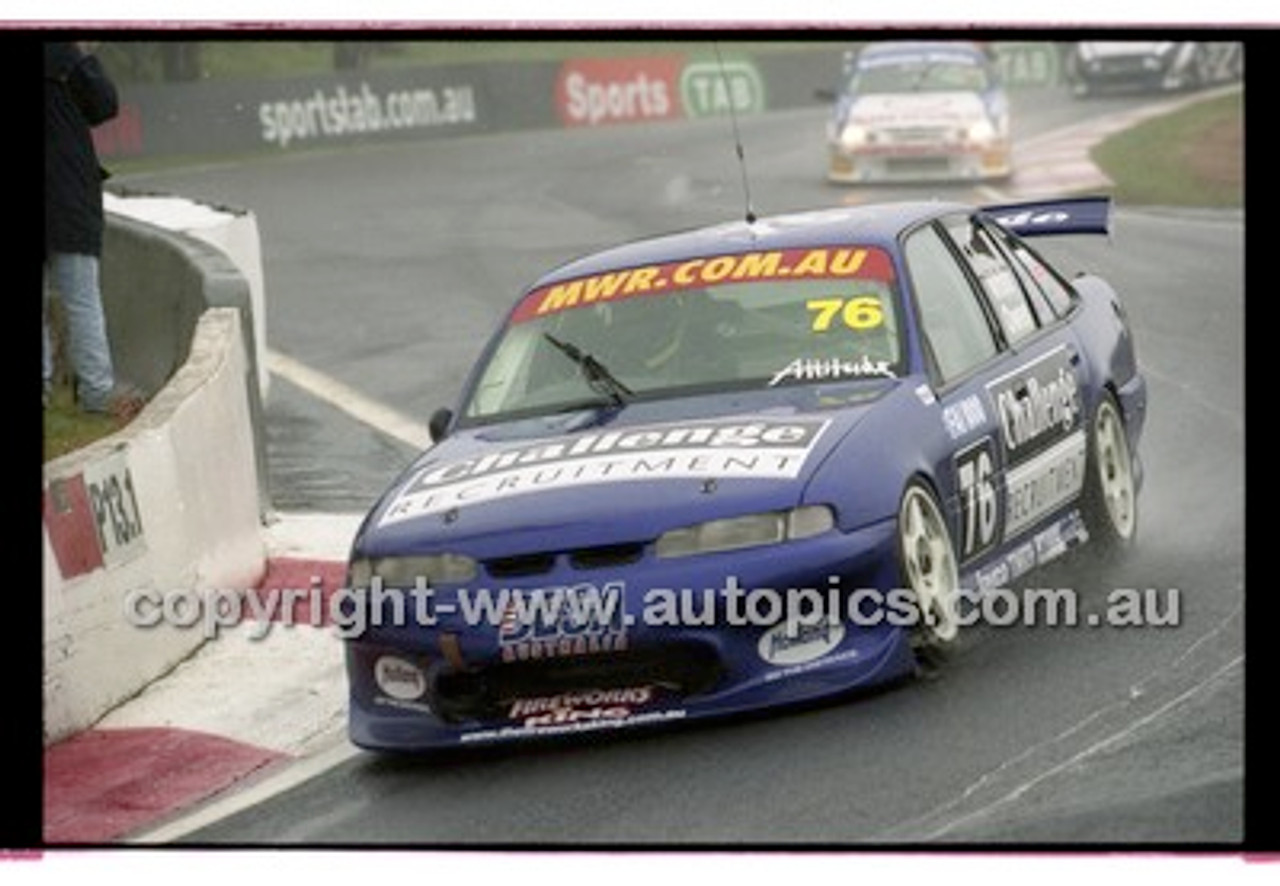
[
  {"xmin": 897, "ymin": 479, "xmax": 962, "ymax": 663},
  {"xmin": 1082, "ymin": 391, "xmax": 1138, "ymax": 557}
]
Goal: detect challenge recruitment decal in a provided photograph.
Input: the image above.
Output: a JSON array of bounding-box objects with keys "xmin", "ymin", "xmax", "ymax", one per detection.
[
  {"xmin": 378, "ymin": 418, "xmax": 830, "ymax": 524},
  {"xmin": 985, "ymin": 346, "xmax": 1087, "ymax": 540}
]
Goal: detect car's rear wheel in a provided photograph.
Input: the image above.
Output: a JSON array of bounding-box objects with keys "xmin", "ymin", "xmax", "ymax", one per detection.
[
  {"xmin": 897, "ymin": 480, "xmax": 961, "ymax": 652},
  {"xmin": 1083, "ymin": 392, "xmax": 1138, "ymax": 553}
]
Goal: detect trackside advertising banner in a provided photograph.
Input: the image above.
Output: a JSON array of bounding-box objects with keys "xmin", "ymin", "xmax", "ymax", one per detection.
[
  {"xmin": 553, "ymin": 56, "xmax": 768, "ymax": 127},
  {"xmin": 94, "ymin": 62, "xmax": 553, "ymax": 161},
  {"xmin": 94, "ymin": 53, "xmax": 774, "ymax": 160},
  {"xmin": 93, "ymin": 44, "xmax": 1064, "ymax": 162}
]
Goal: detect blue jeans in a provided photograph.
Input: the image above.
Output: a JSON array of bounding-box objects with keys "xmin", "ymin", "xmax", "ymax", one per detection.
[{"xmin": 44, "ymin": 252, "xmax": 116, "ymax": 410}]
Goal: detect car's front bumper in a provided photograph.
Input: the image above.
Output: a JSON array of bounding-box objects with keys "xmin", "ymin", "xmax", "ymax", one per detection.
[
  {"xmin": 344, "ymin": 516, "xmax": 918, "ymax": 751},
  {"xmin": 827, "ymin": 142, "xmax": 1011, "ymax": 184},
  {"xmin": 1072, "ymin": 59, "xmax": 1184, "ymax": 94}
]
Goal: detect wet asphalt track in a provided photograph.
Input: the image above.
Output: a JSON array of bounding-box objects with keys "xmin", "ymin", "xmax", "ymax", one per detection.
[{"xmin": 118, "ymin": 85, "xmax": 1246, "ymax": 845}]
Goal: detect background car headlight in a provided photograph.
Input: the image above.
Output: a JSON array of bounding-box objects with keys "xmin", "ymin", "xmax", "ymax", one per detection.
[
  {"xmin": 347, "ymin": 553, "xmax": 478, "ymax": 588},
  {"xmin": 655, "ymin": 505, "xmax": 835, "ymax": 558},
  {"xmin": 966, "ymin": 119, "xmax": 996, "ymax": 143},
  {"xmin": 839, "ymin": 124, "xmax": 870, "ymax": 149}
]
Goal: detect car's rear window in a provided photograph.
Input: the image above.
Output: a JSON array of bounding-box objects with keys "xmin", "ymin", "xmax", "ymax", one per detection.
[{"xmin": 464, "ymin": 246, "xmax": 905, "ymax": 422}]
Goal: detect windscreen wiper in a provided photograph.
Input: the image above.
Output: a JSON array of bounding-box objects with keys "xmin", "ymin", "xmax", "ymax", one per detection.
[
  {"xmin": 908, "ymin": 62, "xmax": 938, "ymax": 92},
  {"xmin": 543, "ymin": 333, "xmax": 634, "ymax": 407}
]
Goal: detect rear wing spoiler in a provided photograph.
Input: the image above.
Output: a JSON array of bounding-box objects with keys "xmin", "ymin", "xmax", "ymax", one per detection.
[{"xmin": 979, "ymin": 196, "xmax": 1113, "ymax": 238}]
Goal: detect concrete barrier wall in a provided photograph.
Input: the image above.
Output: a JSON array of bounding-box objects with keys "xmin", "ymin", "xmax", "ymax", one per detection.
[
  {"xmin": 43, "ymin": 308, "xmax": 266, "ymax": 745},
  {"xmin": 99, "ymin": 207, "xmax": 270, "ymax": 517},
  {"xmin": 104, "ymin": 193, "xmax": 270, "ymax": 398}
]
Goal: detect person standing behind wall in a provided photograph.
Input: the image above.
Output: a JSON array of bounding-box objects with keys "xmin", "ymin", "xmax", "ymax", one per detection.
[{"xmin": 44, "ymin": 41, "xmax": 143, "ymax": 418}]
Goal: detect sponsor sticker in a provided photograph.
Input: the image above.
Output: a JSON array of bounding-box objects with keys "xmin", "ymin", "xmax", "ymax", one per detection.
[
  {"xmin": 757, "ymin": 619, "xmax": 846, "ymax": 666},
  {"xmin": 506, "ymin": 685, "xmax": 656, "ymax": 728},
  {"xmin": 1003, "ymin": 432, "xmax": 1087, "ymax": 538},
  {"xmin": 764, "ymin": 647, "xmax": 861, "ymax": 683},
  {"xmin": 374, "ymin": 655, "xmax": 427, "ymax": 701},
  {"xmin": 972, "ymin": 510, "xmax": 1088, "ymax": 592},
  {"xmin": 378, "ymin": 418, "xmax": 830, "ymax": 524},
  {"xmin": 769, "ymin": 356, "xmax": 894, "ymax": 387},
  {"xmin": 460, "ymin": 708, "xmax": 687, "ymax": 743},
  {"xmin": 986, "ymin": 347, "xmax": 1081, "ymax": 458},
  {"xmin": 511, "ymin": 247, "xmax": 896, "ymax": 323},
  {"xmin": 496, "ymin": 582, "xmax": 629, "ymax": 663},
  {"xmin": 941, "ymin": 393, "xmax": 988, "ymax": 440}
]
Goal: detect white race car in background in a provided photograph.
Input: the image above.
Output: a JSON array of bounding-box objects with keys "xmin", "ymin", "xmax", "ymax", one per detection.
[
  {"xmin": 822, "ymin": 41, "xmax": 1012, "ymax": 184},
  {"xmin": 1064, "ymin": 41, "xmax": 1243, "ymax": 97}
]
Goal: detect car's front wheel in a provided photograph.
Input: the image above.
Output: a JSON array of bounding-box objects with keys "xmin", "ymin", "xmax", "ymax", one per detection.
[{"xmin": 897, "ymin": 480, "xmax": 962, "ymax": 653}]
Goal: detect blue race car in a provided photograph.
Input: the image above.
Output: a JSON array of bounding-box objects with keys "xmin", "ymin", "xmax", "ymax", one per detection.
[
  {"xmin": 343, "ymin": 196, "xmax": 1146, "ymax": 751},
  {"xmin": 824, "ymin": 41, "xmax": 1012, "ymax": 183}
]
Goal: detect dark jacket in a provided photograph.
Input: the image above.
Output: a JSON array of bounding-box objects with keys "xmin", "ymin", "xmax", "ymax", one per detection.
[{"xmin": 45, "ymin": 42, "xmax": 118, "ymax": 258}]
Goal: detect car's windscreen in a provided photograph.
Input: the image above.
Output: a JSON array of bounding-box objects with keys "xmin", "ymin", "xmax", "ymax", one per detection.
[
  {"xmin": 849, "ymin": 55, "xmax": 989, "ymax": 95},
  {"xmin": 463, "ymin": 245, "xmax": 904, "ymax": 423}
]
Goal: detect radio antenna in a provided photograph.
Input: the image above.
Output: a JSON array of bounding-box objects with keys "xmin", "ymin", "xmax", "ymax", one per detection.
[{"xmin": 714, "ymin": 43, "xmax": 757, "ymax": 225}]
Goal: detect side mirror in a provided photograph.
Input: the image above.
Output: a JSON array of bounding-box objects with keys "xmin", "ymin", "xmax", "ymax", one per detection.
[{"xmin": 428, "ymin": 407, "xmax": 453, "ymax": 444}]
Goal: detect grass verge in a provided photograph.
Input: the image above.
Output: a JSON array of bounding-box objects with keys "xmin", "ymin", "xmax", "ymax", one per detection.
[
  {"xmin": 44, "ymin": 384, "xmax": 134, "ymax": 463},
  {"xmin": 1091, "ymin": 89, "xmax": 1243, "ymax": 208}
]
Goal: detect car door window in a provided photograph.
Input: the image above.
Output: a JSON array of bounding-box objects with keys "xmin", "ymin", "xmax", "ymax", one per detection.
[
  {"xmin": 942, "ymin": 217, "xmax": 1039, "ymax": 345},
  {"xmin": 904, "ymin": 224, "xmax": 999, "ymax": 385},
  {"xmin": 1001, "ymin": 235, "xmax": 1079, "ymax": 319}
]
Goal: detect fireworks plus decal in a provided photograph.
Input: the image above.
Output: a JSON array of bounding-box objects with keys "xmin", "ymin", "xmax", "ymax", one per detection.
[
  {"xmin": 506, "ymin": 686, "xmax": 656, "ymax": 728},
  {"xmin": 378, "ymin": 418, "xmax": 830, "ymax": 524}
]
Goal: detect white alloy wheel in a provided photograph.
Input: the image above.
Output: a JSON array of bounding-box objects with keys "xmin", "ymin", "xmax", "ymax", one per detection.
[
  {"xmin": 1091, "ymin": 395, "xmax": 1137, "ymax": 544},
  {"xmin": 898, "ymin": 482, "xmax": 961, "ymax": 647}
]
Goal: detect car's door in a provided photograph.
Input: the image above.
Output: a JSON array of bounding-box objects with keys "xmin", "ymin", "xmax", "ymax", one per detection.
[{"xmin": 903, "ymin": 214, "xmax": 1090, "ymax": 586}]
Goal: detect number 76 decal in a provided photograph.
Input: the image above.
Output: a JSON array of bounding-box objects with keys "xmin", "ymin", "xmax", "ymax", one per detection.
[
  {"xmin": 956, "ymin": 437, "xmax": 1000, "ymax": 560},
  {"xmin": 806, "ymin": 296, "xmax": 884, "ymax": 332}
]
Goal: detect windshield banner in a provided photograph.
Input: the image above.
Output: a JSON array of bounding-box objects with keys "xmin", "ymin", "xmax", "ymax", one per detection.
[{"xmin": 512, "ymin": 246, "xmax": 896, "ymax": 323}]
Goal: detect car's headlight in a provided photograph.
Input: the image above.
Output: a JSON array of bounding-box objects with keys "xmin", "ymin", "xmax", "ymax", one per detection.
[
  {"xmin": 655, "ymin": 505, "xmax": 835, "ymax": 559},
  {"xmin": 348, "ymin": 553, "xmax": 478, "ymax": 588},
  {"xmin": 839, "ymin": 124, "xmax": 870, "ymax": 149},
  {"xmin": 966, "ymin": 118, "xmax": 996, "ymax": 143}
]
